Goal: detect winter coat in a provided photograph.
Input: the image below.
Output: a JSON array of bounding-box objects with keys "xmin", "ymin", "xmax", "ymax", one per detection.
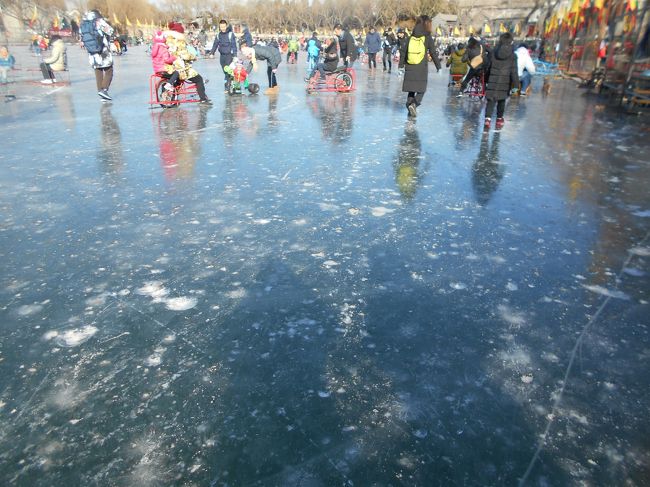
[
  {"xmin": 515, "ymin": 46, "xmax": 535, "ymax": 77},
  {"xmin": 339, "ymin": 30, "xmax": 357, "ymax": 62},
  {"xmin": 307, "ymin": 38, "xmax": 321, "ymax": 58},
  {"xmin": 322, "ymin": 40, "xmax": 339, "ymax": 71},
  {"xmin": 462, "ymin": 39, "xmax": 487, "ymax": 70},
  {"xmin": 446, "ymin": 48, "xmax": 467, "ymax": 76},
  {"xmin": 151, "ymin": 37, "xmax": 176, "ymax": 73},
  {"xmin": 399, "ymin": 24, "xmax": 441, "ymax": 94},
  {"xmin": 485, "ymin": 42, "xmax": 519, "ymax": 101},
  {"xmin": 86, "ymin": 15, "xmax": 114, "ymax": 69},
  {"xmin": 364, "ymin": 32, "xmax": 382, "ymax": 54},
  {"xmin": 165, "ymin": 31, "xmax": 198, "ymax": 80},
  {"xmin": 396, "ymin": 35, "xmax": 407, "ymax": 52},
  {"xmin": 382, "ymin": 32, "xmax": 396, "ymax": 52},
  {"xmin": 241, "ymin": 28, "xmax": 253, "ymax": 48},
  {"xmin": 0, "ymin": 53, "xmax": 15, "ymax": 69},
  {"xmin": 43, "ymin": 39, "xmax": 66, "ymax": 71},
  {"xmin": 210, "ymin": 27, "xmax": 237, "ymax": 56},
  {"xmin": 253, "ymin": 44, "xmax": 282, "ymax": 69}
]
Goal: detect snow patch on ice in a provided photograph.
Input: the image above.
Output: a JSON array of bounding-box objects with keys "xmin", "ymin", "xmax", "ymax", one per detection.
[
  {"xmin": 623, "ymin": 267, "xmax": 645, "ymax": 277},
  {"xmin": 371, "ymin": 206, "xmax": 394, "ymax": 217},
  {"xmin": 632, "ymin": 209, "xmax": 650, "ymax": 217},
  {"xmin": 137, "ymin": 281, "xmax": 169, "ymax": 300},
  {"xmin": 498, "ymin": 305, "xmax": 526, "ymax": 327},
  {"xmin": 165, "ymin": 296, "xmax": 198, "ymax": 311},
  {"xmin": 53, "ymin": 325, "xmax": 98, "ymax": 347},
  {"xmin": 145, "ymin": 347, "xmax": 165, "ymax": 367},
  {"xmin": 582, "ymin": 284, "xmax": 630, "ymax": 300},
  {"xmin": 506, "ymin": 282, "xmax": 518, "ymax": 291},
  {"xmin": 628, "ymin": 246, "xmax": 650, "ymax": 257},
  {"xmin": 226, "ymin": 288, "xmax": 247, "ymax": 299},
  {"xmin": 17, "ymin": 304, "xmax": 43, "ymax": 316}
]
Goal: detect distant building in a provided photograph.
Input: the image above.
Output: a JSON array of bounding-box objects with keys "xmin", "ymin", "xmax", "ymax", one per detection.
[
  {"xmin": 453, "ymin": 0, "xmax": 539, "ymax": 36},
  {"xmin": 432, "ymin": 14, "xmax": 458, "ymax": 36}
]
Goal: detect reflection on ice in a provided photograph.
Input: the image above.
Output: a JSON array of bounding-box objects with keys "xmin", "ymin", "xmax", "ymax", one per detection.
[{"xmin": 0, "ymin": 45, "xmax": 649, "ymax": 486}]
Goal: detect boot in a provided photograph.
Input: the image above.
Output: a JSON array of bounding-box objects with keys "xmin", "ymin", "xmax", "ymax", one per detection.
[
  {"xmin": 407, "ymin": 103, "xmax": 417, "ymax": 117},
  {"xmin": 484, "ymin": 117, "xmax": 491, "ymax": 129},
  {"xmin": 495, "ymin": 117, "xmax": 505, "ymax": 130}
]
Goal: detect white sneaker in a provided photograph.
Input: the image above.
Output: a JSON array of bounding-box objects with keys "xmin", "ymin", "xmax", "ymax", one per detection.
[{"xmin": 41, "ymin": 79, "xmax": 53, "ymax": 84}]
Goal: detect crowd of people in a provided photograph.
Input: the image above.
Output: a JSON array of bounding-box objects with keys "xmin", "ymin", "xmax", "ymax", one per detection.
[{"xmin": 2, "ymin": 11, "xmax": 548, "ymax": 130}]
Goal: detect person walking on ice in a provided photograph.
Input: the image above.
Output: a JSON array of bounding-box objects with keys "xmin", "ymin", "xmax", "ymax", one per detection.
[
  {"xmin": 398, "ymin": 15, "xmax": 441, "ymax": 117},
  {"xmin": 483, "ymin": 32, "xmax": 519, "ymax": 130},
  {"xmin": 81, "ymin": 10, "xmax": 115, "ymax": 101}
]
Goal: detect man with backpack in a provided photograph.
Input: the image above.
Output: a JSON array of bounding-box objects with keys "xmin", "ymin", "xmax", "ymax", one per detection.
[
  {"xmin": 209, "ymin": 19, "xmax": 238, "ymax": 92},
  {"xmin": 81, "ymin": 10, "xmax": 115, "ymax": 101},
  {"xmin": 398, "ymin": 15, "xmax": 441, "ymax": 117}
]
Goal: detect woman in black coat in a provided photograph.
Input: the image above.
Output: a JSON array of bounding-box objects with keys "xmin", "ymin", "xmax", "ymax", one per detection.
[
  {"xmin": 484, "ymin": 32, "xmax": 519, "ymax": 130},
  {"xmin": 398, "ymin": 15, "xmax": 441, "ymax": 117}
]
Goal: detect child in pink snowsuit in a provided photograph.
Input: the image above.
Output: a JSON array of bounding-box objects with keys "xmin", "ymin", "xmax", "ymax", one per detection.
[{"xmin": 151, "ymin": 31, "xmax": 179, "ymax": 86}]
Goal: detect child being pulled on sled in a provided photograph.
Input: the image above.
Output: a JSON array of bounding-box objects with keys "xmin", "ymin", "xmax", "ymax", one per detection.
[{"xmin": 224, "ymin": 57, "xmax": 250, "ymax": 92}]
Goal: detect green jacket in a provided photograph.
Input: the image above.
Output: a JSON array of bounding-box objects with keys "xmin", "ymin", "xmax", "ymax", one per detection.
[{"xmin": 447, "ymin": 48, "xmax": 468, "ymax": 76}]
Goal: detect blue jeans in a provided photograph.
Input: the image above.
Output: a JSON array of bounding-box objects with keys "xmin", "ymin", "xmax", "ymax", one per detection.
[{"xmin": 520, "ymin": 70, "xmax": 532, "ymax": 92}]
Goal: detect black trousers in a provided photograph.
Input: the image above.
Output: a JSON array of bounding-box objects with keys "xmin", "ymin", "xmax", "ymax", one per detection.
[
  {"xmin": 188, "ymin": 74, "xmax": 208, "ymax": 100},
  {"xmin": 40, "ymin": 62, "xmax": 54, "ymax": 80},
  {"xmin": 162, "ymin": 72, "xmax": 207, "ymax": 100},
  {"xmin": 460, "ymin": 66, "xmax": 481, "ymax": 91},
  {"xmin": 220, "ymin": 54, "xmax": 233, "ymax": 81},
  {"xmin": 160, "ymin": 71, "xmax": 180, "ymax": 86},
  {"xmin": 267, "ymin": 65, "xmax": 277, "ymax": 88},
  {"xmin": 368, "ymin": 52, "xmax": 377, "ymax": 69},
  {"xmin": 382, "ymin": 50, "xmax": 392, "ymax": 70},
  {"xmin": 406, "ymin": 92, "xmax": 424, "ymax": 107},
  {"xmin": 485, "ymin": 98, "xmax": 506, "ymax": 119}
]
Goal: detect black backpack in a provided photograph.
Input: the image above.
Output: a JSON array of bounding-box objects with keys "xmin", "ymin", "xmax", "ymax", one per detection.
[{"xmin": 80, "ymin": 19, "xmax": 103, "ymax": 55}]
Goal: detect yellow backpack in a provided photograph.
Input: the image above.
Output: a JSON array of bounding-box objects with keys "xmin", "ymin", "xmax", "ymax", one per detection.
[{"xmin": 407, "ymin": 36, "xmax": 426, "ymax": 64}]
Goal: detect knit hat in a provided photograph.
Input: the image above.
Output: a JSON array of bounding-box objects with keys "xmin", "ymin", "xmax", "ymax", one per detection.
[
  {"xmin": 153, "ymin": 31, "xmax": 165, "ymax": 43},
  {"xmin": 168, "ymin": 22, "xmax": 184, "ymax": 34}
]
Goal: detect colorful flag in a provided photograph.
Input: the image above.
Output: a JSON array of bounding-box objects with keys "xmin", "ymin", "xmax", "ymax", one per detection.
[
  {"xmin": 113, "ymin": 13, "xmax": 121, "ymax": 25},
  {"xmin": 453, "ymin": 26, "xmax": 460, "ymax": 36},
  {"xmin": 136, "ymin": 19, "xmax": 142, "ymax": 27},
  {"xmin": 29, "ymin": 6, "xmax": 38, "ymax": 27},
  {"xmin": 469, "ymin": 25, "xmax": 474, "ymax": 35},
  {"xmin": 499, "ymin": 23, "xmax": 507, "ymax": 33},
  {"xmin": 125, "ymin": 16, "xmax": 132, "ymax": 27},
  {"xmin": 484, "ymin": 23, "xmax": 491, "ymax": 34}
]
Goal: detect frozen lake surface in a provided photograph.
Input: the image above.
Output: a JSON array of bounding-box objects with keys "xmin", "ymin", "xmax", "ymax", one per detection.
[{"xmin": 1, "ymin": 45, "xmax": 650, "ymax": 486}]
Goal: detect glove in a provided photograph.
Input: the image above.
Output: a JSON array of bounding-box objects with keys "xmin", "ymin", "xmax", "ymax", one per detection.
[{"xmin": 272, "ymin": 68, "xmax": 277, "ymax": 73}]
